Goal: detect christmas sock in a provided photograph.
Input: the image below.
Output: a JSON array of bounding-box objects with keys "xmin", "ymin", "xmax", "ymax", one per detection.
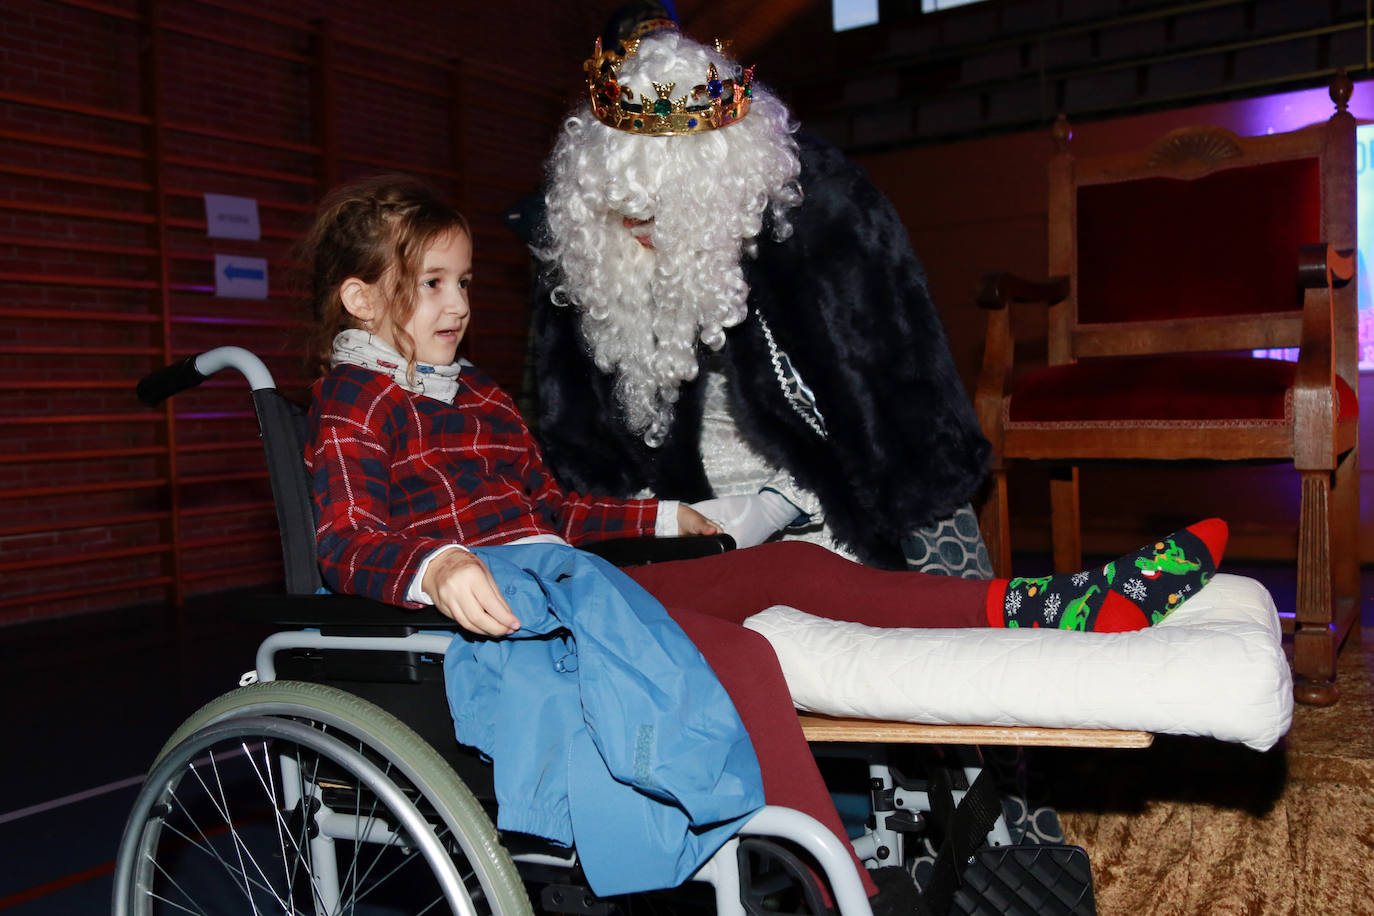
[{"xmin": 985, "ymin": 518, "xmax": 1227, "ymax": 632}]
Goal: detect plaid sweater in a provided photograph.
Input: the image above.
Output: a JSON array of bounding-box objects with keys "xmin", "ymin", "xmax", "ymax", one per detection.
[{"xmin": 307, "ymin": 363, "xmax": 660, "ymax": 607}]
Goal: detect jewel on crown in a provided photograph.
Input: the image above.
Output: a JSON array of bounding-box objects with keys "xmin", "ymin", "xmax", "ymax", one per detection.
[{"xmin": 585, "ymin": 35, "xmax": 753, "ymax": 137}]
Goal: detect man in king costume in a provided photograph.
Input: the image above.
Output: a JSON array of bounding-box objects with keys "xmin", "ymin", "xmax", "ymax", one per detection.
[{"xmin": 526, "ymin": 12, "xmax": 991, "ymax": 573}]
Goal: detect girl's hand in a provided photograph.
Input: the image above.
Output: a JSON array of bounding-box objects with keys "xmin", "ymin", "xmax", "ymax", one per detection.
[
  {"xmin": 422, "ymin": 549, "xmax": 520, "ymax": 636},
  {"xmin": 677, "ymin": 503, "xmax": 723, "ymax": 537}
]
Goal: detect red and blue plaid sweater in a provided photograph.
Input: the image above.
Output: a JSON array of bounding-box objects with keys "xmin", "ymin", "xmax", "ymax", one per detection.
[{"xmin": 307, "ymin": 363, "xmax": 660, "ymax": 608}]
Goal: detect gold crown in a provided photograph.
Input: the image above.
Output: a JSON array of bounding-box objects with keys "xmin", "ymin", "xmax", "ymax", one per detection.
[{"xmin": 585, "ymin": 36, "xmax": 753, "ymax": 137}]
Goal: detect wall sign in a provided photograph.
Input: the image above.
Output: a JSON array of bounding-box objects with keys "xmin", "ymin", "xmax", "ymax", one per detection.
[
  {"xmin": 203, "ymin": 192, "xmax": 262, "ymax": 240},
  {"xmin": 214, "ymin": 254, "xmax": 269, "ymax": 299}
]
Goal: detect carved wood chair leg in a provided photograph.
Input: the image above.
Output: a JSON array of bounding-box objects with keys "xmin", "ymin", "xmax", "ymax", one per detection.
[
  {"xmin": 980, "ymin": 471, "xmax": 1013, "ymax": 579},
  {"xmin": 1049, "ymin": 466, "xmax": 1082, "ymax": 574},
  {"xmin": 1294, "ymin": 468, "xmax": 1339, "ymax": 705},
  {"xmin": 1331, "ymin": 445, "xmax": 1361, "ymax": 612}
]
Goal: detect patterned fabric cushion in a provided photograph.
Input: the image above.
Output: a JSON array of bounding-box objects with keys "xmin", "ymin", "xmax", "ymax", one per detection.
[{"xmin": 901, "ymin": 503, "xmax": 993, "ymax": 579}]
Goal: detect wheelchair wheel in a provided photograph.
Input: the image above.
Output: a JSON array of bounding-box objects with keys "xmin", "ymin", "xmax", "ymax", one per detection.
[
  {"xmin": 112, "ymin": 680, "xmax": 532, "ymax": 916},
  {"xmin": 738, "ymin": 838, "xmax": 830, "ymax": 916}
]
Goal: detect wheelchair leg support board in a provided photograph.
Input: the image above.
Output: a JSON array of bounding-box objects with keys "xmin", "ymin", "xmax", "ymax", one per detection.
[{"xmin": 798, "ymin": 714, "xmax": 1153, "ymax": 749}]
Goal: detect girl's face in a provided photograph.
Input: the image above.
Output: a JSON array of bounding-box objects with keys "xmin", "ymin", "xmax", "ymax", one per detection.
[{"xmin": 380, "ymin": 229, "xmax": 473, "ymax": 367}]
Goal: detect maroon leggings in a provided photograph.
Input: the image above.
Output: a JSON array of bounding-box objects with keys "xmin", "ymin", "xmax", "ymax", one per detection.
[{"xmin": 624, "ymin": 540, "xmax": 993, "ymax": 895}]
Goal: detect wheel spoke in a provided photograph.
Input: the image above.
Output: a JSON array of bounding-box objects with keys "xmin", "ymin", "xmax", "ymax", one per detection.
[
  {"xmin": 113, "ymin": 688, "xmax": 522, "ymax": 916},
  {"xmin": 138, "ymin": 850, "xmax": 212, "ymax": 916},
  {"xmin": 206, "ymin": 750, "xmax": 263, "ymax": 916},
  {"xmin": 324, "ymin": 750, "xmax": 473, "ymax": 915},
  {"xmin": 347, "ymin": 826, "xmax": 427, "ymax": 909},
  {"xmin": 164, "ymin": 743, "xmax": 322, "ymax": 915},
  {"xmin": 204, "ymin": 750, "xmax": 286, "ymax": 914},
  {"xmin": 151, "ymin": 818, "xmax": 277, "ymax": 904},
  {"xmin": 140, "ymin": 887, "xmax": 212, "ymax": 916},
  {"xmin": 414, "ymin": 892, "xmax": 451, "ymax": 915},
  {"xmin": 336, "ymin": 755, "xmax": 417, "ymax": 910},
  {"xmin": 249, "ymin": 738, "xmax": 301, "ymax": 916},
  {"xmin": 164, "ymin": 774, "xmax": 274, "ymax": 910},
  {"xmin": 238, "ymin": 738, "xmax": 321, "ymax": 916},
  {"xmin": 293, "ymin": 739, "xmax": 332, "ymax": 916}
]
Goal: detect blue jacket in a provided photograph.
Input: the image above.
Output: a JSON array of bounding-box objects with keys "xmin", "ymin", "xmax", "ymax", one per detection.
[{"xmin": 441, "ymin": 543, "xmax": 765, "ymax": 896}]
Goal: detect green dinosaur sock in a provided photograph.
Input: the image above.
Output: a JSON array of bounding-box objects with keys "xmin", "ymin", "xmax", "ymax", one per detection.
[{"xmin": 986, "ymin": 518, "xmax": 1227, "ymax": 632}]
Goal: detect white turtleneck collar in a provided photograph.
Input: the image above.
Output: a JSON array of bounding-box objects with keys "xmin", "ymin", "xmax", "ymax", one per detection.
[{"xmin": 331, "ymin": 329, "xmax": 462, "ymax": 404}]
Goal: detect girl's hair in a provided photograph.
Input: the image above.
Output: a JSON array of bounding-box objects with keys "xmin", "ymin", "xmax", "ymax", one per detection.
[{"xmin": 299, "ymin": 174, "xmax": 470, "ymax": 378}]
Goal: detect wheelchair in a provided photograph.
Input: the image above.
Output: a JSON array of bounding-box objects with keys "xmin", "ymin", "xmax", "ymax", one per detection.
[{"xmin": 114, "ymin": 347, "xmax": 1094, "ymax": 916}]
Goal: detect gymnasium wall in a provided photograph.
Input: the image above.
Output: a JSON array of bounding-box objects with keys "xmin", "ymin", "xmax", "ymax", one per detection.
[{"xmin": 0, "ymin": 0, "xmax": 608, "ymax": 623}]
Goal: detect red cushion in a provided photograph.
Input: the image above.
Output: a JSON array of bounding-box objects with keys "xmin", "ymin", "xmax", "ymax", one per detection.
[
  {"xmin": 1006, "ymin": 354, "xmax": 1357, "ymax": 426},
  {"xmin": 1077, "ymin": 158, "xmax": 1322, "ymax": 324}
]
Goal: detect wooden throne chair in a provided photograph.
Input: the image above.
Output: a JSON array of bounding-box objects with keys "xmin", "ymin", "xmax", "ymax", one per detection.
[{"xmin": 975, "ymin": 74, "xmax": 1359, "ymax": 706}]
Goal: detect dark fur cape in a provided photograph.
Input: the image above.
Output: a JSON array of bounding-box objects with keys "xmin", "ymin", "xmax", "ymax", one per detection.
[{"xmin": 528, "ymin": 135, "xmax": 989, "ymax": 568}]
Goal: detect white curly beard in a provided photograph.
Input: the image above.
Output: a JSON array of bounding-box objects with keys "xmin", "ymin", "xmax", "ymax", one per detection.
[
  {"xmin": 555, "ymin": 210, "xmax": 750, "ymax": 447},
  {"xmin": 536, "ymin": 30, "xmax": 802, "ymax": 447}
]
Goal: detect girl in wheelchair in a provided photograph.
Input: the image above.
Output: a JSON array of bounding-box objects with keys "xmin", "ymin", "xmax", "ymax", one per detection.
[{"xmin": 300, "ymin": 173, "xmax": 1228, "ymax": 910}]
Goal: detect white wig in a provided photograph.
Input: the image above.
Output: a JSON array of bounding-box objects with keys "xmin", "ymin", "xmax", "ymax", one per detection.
[{"xmin": 537, "ymin": 30, "xmax": 803, "ymax": 446}]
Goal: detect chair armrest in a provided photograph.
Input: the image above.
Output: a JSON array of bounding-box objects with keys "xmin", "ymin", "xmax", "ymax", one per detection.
[
  {"xmin": 976, "ymin": 272, "xmax": 1070, "ymax": 310},
  {"xmin": 1297, "ymin": 242, "xmax": 1355, "ymax": 289},
  {"xmin": 1292, "ymin": 243, "xmax": 1353, "ymax": 464},
  {"xmin": 974, "ymin": 273, "xmax": 1070, "ymax": 447}
]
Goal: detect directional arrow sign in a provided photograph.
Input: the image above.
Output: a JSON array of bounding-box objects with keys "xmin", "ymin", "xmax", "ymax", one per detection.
[
  {"xmin": 214, "ymin": 253, "xmax": 269, "ymax": 299},
  {"xmin": 224, "ymin": 263, "xmax": 264, "ymax": 280}
]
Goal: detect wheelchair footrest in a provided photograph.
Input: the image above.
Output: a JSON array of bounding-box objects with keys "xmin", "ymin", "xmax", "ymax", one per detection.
[{"xmin": 950, "ymin": 845, "xmax": 1095, "ymax": 916}]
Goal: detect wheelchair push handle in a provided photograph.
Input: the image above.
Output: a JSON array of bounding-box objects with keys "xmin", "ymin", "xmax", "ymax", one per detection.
[{"xmin": 137, "ymin": 346, "xmax": 277, "ymax": 406}]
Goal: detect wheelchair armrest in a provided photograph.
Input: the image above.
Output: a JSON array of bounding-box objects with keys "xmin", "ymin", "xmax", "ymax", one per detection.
[
  {"xmin": 580, "ymin": 533, "xmax": 736, "ymax": 566},
  {"xmin": 242, "ymin": 535, "xmax": 735, "ymax": 632},
  {"xmin": 242, "ymin": 592, "xmax": 460, "ymax": 632}
]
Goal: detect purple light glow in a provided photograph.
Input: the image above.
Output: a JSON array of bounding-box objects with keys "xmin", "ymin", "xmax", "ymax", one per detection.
[
  {"xmin": 1235, "ymin": 86, "xmax": 1374, "ymax": 370},
  {"xmin": 1230, "ymin": 85, "xmax": 1345, "ymax": 137}
]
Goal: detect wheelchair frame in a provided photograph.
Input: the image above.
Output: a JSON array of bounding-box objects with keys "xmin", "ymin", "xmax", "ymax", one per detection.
[
  {"xmin": 116, "ymin": 347, "xmax": 1128, "ymax": 915},
  {"xmin": 114, "ymin": 348, "xmax": 876, "ymax": 916}
]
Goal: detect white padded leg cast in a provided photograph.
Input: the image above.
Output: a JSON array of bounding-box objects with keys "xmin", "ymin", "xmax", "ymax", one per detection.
[{"xmin": 743, "ymin": 573, "xmax": 1292, "ymax": 751}]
